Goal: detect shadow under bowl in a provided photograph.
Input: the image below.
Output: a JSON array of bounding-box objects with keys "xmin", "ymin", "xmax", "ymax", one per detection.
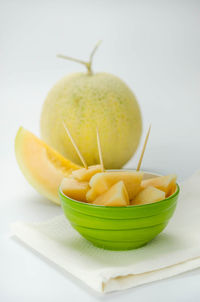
[{"xmin": 59, "ymin": 171, "xmax": 180, "ymax": 251}]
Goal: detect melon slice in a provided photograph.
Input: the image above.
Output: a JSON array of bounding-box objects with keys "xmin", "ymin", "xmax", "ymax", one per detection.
[
  {"xmin": 72, "ymin": 165, "xmax": 102, "ymax": 181},
  {"xmin": 15, "ymin": 127, "xmax": 81, "ymax": 205},
  {"xmin": 61, "ymin": 178, "xmax": 89, "ymax": 202},
  {"xmin": 93, "ymin": 181, "xmax": 129, "ymax": 206},
  {"xmin": 132, "ymin": 186, "xmax": 165, "ymax": 205},
  {"xmin": 141, "ymin": 174, "xmax": 177, "ymax": 197},
  {"xmin": 86, "ymin": 171, "xmax": 143, "ymax": 202}
]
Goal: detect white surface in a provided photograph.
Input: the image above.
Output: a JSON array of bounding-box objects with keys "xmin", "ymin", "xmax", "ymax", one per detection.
[
  {"xmin": 10, "ymin": 171, "xmax": 200, "ymax": 293},
  {"xmin": 0, "ymin": 0, "xmax": 200, "ymax": 301}
]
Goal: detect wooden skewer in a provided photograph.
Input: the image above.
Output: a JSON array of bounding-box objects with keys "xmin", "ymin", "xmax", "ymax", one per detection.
[
  {"xmin": 63, "ymin": 122, "xmax": 88, "ymax": 169},
  {"xmin": 96, "ymin": 127, "xmax": 105, "ymax": 172},
  {"xmin": 136, "ymin": 124, "xmax": 151, "ymax": 171}
]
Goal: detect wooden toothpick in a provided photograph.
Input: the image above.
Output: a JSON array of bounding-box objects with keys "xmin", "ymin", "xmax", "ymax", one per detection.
[
  {"xmin": 136, "ymin": 125, "xmax": 151, "ymax": 171},
  {"xmin": 63, "ymin": 122, "xmax": 88, "ymax": 169},
  {"xmin": 96, "ymin": 127, "xmax": 105, "ymax": 172}
]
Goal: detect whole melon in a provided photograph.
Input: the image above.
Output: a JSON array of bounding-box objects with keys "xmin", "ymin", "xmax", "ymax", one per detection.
[
  {"xmin": 40, "ymin": 72, "xmax": 142, "ymax": 169},
  {"xmin": 40, "ymin": 46, "xmax": 142, "ymax": 169}
]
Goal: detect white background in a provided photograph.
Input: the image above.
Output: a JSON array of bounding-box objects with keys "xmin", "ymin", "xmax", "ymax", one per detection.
[{"xmin": 1, "ymin": 0, "xmax": 200, "ymax": 301}]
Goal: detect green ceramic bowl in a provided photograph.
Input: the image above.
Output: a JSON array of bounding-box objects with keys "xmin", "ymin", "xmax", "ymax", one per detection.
[{"xmin": 59, "ymin": 171, "xmax": 179, "ymax": 251}]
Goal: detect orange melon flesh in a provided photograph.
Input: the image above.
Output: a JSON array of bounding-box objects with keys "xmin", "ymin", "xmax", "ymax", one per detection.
[
  {"xmin": 15, "ymin": 127, "xmax": 81, "ymax": 205},
  {"xmin": 87, "ymin": 171, "xmax": 143, "ymax": 202},
  {"xmin": 92, "ymin": 181, "xmax": 129, "ymax": 206},
  {"xmin": 72, "ymin": 165, "xmax": 102, "ymax": 181},
  {"xmin": 141, "ymin": 174, "xmax": 177, "ymax": 197},
  {"xmin": 132, "ymin": 186, "xmax": 165, "ymax": 205},
  {"xmin": 61, "ymin": 178, "xmax": 89, "ymax": 202}
]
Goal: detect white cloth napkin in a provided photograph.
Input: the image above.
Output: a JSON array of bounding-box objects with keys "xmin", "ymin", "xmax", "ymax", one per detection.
[{"xmin": 11, "ymin": 171, "xmax": 200, "ymax": 293}]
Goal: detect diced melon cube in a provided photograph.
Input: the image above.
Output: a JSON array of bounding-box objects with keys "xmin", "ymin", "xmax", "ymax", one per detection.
[
  {"xmin": 86, "ymin": 188, "xmax": 99, "ymax": 202},
  {"xmin": 141, "ymin": 174, "xmax": 177, "ymax": 197},
  {"xmin": 93, "ymin": 181, "xmax": 129, "ymax": 206},
  {"xmin": 61, "ymin": 178, "xmax": 89, "ymax": 202},
  {"xmin": 87, "ymin": 171, "xmax": 143, "ymax": 202},
  {"xmin": 72, "ymin": 165, "xmax": 102, "ymax": 181},
  {"xmin": 169, "ymin": 183, "xmax": 177, "ymax": 196},
  {"xmin": 132, "ymin": 186, "xmax": 165, "ymax": 205}
]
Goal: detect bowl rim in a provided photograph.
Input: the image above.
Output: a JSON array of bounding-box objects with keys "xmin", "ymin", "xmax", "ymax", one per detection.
[{"xmin": 59, "ymin": 169, "xmax": 180, "ymax": 209}]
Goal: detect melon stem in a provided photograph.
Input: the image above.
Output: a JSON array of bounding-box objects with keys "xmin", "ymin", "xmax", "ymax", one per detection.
[{"xmin": 57, "ymin": 40, "xmax": 102, "ymax": 75}]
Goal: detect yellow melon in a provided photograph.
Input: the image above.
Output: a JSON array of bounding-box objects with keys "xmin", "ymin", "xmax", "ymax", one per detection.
[
  {"xmin": 40, "ymin": 73, "xmax": 142, "ymax": 169},
  {"xmin": 72, "ymin": 165, "xmax": 102, "ymax": 181},
  {"xmin": 61, "ymin": 178, "xmax": 89, "ymax": 202},
  {"xmin": 93, "ymin": 181, "xmax": 129, "ymax": 206},
  {"xmin": 141, "ymin": 174, "xmax": 177, "ymax": 197},
  {"xmin": 132, "ymin": 186, "xmax": 165, "ymax": 205},
  {"xmin": 87, "ymin": 171, "xmax": 143, "ymax": 202},
  {"xmin": 40, "ymin": 44, "xmax": 142, "ymax": 169},
  {"xmin": 15, "ymin": 127, "xmax": 81, "ymax": 205}
]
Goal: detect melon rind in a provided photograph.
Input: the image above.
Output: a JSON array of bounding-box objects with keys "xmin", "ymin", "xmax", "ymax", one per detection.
[{"xmin": 15, "ymin": 127, "xmax": 81, "ymax": 205}]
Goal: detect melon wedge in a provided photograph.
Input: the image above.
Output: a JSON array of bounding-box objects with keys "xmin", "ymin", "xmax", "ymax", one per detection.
[
  {"xmin": 132, "ymin": 186, "xmax": 165, "ymax": 205},
  {"xmin": 15, "ymin": 127, "xmax": 81, "ymax": 205},
  {"xmin": 141, "ymin": 174, "xmax": 177, "ymax": 197},
  {"xmin": 93, "ymin": 181, "xmax": 129, "ymax": 206},
  {"xmin": 87, "ymin": 171, "xmax": 143, "ymax": 202},
  {"xmin": 61, "ymin": 178, "xmax": 89, "ymax": 202},
  {"xmin": 72, "ymin": 165, "xmax": 102, "ymax": 181}
]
